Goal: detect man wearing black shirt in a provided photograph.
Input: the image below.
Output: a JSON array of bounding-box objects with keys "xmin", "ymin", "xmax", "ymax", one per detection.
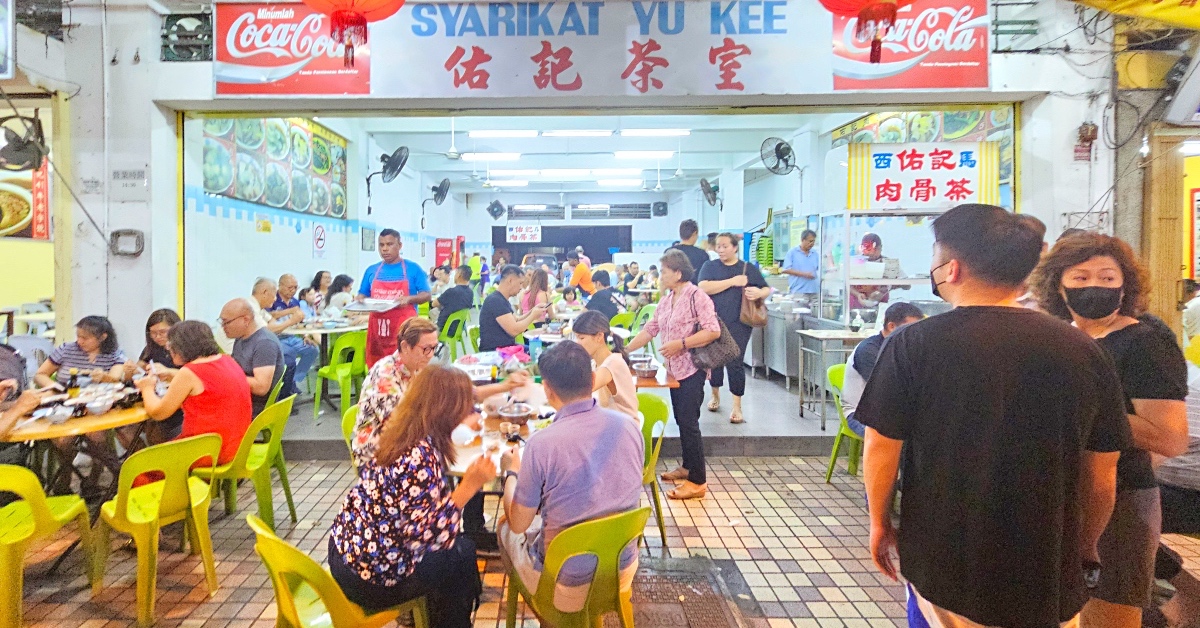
[
  {"xmin": 584, "ymin": 270, "xmax": 626, "ymax": 320},
  {"xmin": 478, "ymin": 265, "xmax": 546, "ymax": 352},
  {"xmin": 433, "ymin": 265, "xmax": 475, "ymax": 334},
  {"xmin": 667, "ymin": 219, "xmax": 711, "ymax": 285},
  {"xmin": 838, "ymin": 302, "xmax": 924, "ymax": 437},
  {"xmin": 857, "ymin": 204, "xmax": 1131, "ymax": 628}
]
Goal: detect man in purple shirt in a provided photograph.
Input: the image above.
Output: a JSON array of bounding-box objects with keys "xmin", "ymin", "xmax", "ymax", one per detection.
[{"xmin": 498, "ymin": 341, "xmax": 644, "ymax": 613}]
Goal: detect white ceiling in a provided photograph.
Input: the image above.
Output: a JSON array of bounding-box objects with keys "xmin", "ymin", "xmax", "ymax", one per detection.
[{"xmin": 356, "ymin": 112, "xmax": 858, "ymax": 194}]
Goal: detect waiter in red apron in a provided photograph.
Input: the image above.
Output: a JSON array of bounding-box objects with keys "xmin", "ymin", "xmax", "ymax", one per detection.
[{"xmin": 356, "ymin": 229, "xmax": 432, "ymax": 367}]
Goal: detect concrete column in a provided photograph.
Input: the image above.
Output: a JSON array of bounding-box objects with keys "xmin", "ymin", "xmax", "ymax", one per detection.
[{"xmin": 717, "ymin": 168, "xmax": 744, "ymax": 232}]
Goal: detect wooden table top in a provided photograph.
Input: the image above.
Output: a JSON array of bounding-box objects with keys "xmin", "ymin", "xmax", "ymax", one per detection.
[
  {"xmin": 4, "ymin": 405, "xmax": 148, "ymax": 442},
  {"xmin": 448, "ymin": 415, "xmax": 539, "ymax": 477},
  {"xmin": 634, "ymin": 362, "xmax": 679, "ymax": 389}
]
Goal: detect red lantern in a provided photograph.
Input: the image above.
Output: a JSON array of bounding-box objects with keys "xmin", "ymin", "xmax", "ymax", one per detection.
[
  {"xmin": 301, "ymin": 0, "xmax": 407, "ymax": 67},
  {"xmin": 819, "ymin": 0, "xmax": 914, "ymax": 63}
]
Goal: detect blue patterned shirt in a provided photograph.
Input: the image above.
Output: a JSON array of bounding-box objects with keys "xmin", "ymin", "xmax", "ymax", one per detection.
[{"xmin": 328, "ymin": 437, "xmax": 461, "ymax": 585}]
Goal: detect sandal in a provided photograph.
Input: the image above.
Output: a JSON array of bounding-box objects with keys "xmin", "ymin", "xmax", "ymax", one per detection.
[
  {"xmin": 660, "ymin": 467, "xmax": 689, "ymax": 482},
  {"xmin": 667, "ymin": 483, "xmax": 707, "ymax": 500},
  {"xmin": 707, "ymin": 398, "xmax": 720, "ymax": 412}
]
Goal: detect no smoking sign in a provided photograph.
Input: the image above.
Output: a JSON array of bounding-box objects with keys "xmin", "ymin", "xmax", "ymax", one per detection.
[{"xmin": 312, "ymin": 224, "xmax": 326, "ymax": 259}]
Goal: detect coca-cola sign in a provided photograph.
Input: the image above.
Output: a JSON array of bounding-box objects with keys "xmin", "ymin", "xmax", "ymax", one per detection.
[
  {"xmin": 215, "ymin": 3, "xmax": 369, "ymax": 96},
  {"xmin": 831, "ymin": 0, "xmax": 989, "ymax": 91}
]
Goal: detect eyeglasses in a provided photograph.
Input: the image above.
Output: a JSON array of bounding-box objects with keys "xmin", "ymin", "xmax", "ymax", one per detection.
[
  {"xmin": 417, "ymin": 343, "xmax": 439, "ymax": 356},
  {"xmin": 217, "ymin": 314, "xmax": 246, "ymax": 327}
]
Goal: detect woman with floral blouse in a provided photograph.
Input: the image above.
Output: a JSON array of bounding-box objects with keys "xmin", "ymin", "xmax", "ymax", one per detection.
[{"xmin": 328, "ymin": 365, "xmax": 496, "ymax": 627}]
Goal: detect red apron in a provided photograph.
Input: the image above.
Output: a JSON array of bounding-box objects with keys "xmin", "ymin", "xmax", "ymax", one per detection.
[{"xmin": 366, "ymin": 260, "xmax": 417, "ymax": 367}]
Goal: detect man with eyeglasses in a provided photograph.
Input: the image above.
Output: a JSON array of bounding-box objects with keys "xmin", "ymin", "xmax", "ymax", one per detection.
[{"xmin": 219, "ymin": 298, "xmax": 284, "ymax": 417}]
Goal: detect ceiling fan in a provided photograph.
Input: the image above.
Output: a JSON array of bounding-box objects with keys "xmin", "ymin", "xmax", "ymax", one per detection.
[{"xmin": 365, "ymin": 146, "xmax": 408, "ymax": 215}]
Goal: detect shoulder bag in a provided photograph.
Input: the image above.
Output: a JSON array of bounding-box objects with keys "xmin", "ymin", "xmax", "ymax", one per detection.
[
  {"xmin": 686, "ymin": 290, "xmax": 741, "ymax": 371},
  {"xmin": 739, "ymin": 262, "xmax": 768, "ymax": 328}
]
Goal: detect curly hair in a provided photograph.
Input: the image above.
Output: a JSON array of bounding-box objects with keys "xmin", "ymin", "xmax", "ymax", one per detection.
[{"xmin": 1030, "ymin": 232, "xmax": 1148, "ymax": 320}]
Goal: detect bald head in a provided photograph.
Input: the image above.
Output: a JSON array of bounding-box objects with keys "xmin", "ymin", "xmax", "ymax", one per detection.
[
  {"xmin": 252, "ymin": 277, "xmax": 277, "ymax": 309},
  {"xmin": 219, "ymin": 298, "xmax": 257, "ymax": 340},
  {"xmin": 278, "ymin": 274, "xmax": 298, "ymax": 301}
]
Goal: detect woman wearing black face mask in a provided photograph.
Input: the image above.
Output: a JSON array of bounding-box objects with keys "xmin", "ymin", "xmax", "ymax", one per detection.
[{"xmin": 1032, "ymin": 232, "xmax": 1189, "ymax": 628}]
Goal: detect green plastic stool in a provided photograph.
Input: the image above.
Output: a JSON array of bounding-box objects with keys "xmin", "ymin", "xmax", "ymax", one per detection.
[{"xmin": 825, "ymin": 364, "xmax": 864, "ymax": 482}]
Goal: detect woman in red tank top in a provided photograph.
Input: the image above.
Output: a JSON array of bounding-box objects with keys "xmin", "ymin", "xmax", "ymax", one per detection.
[{"xmin": 136, "ymin": 321, "xmax": 253, "ymax": 465}]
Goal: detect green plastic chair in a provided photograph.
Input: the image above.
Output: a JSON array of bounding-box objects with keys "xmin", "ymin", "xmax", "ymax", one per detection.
[
  {"xmin": 439, "ymin": 309, "xmax": 471, "ymax": 361},
  {"xmin": 631, "ymin": 304, "xmax": 655, "ymax": 333},
  {"xmin": 314, "ymin": 330, "xmax": 367, "ymax": 421},
  {"xmin": 417, "ymin": 301, "xmax": 430, "ymax": 318},
  {"xmin": 266, "ymin": 375, "xmax": 285, "ymax": 406},
  {"xmin": 610, "ymin": 312, "xmax": 635, "ymax": 331},
  {"xmin": 825, "ymin": 364, "xmax": 864, "ymax": 482},
  {"xmin": 506, "ymin": 507, "xmax": 650, "ymax": 628},
  {"xmin": 192, "ymin": 396, "xmax": 298, "ymax": 531},
  {"xmin": 0, "ymin": 465, "xmax": 99, "ymax": 628},
  {"xmin": 637, "ymin": 393, "xmax": 669, "ymax": 548},
  {"xmin": 342, "ymin": 407, "xmax": 358, "ymax": 466},
  {"xmin": 247, "ymin": 514, "xmax": 429, "ymax": 628},
  {"xmin": 95, "ymin": 434, "xmax": 222, "ymax": 626},
  {"xmin": 467, "ymin": 325, "xmax": 480, "ymax": 353}
]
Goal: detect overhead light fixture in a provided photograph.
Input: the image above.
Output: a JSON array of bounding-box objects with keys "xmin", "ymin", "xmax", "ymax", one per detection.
[
  {"xmin": 614, "ymin": 150, "xmax": 674, "ymax": 160},
  {"xmin": 512, "ymin": 204, "xmax": 547, "ymax": 210},
  {"xmin": 591, "ymin": 168, "xmax": 643, "ymax": 176},
  {"xmin": 491, "ymin": 180, "xmax": 529, "ymax": 187},
  {"xmin": 541, "ymin": 130, "xmax": 613, "ymax": 137},
  {"xmin": 1181, "ymin": 141, "xmax": 1200, "ymax": 156},
  {"xmin": 620, "ymin": 129, "xmax": 691, "ymax": 137},
  {"xmin": 462, "ymin": 152, "xmax": 521, "ymax": 162},
  {"xmin": 597, "ymin": 179, "xmax": 643, "ymax": 186},
  {"xmin": 468, "ymin": 130, "xmax": 538, "ymax": 138},
  {"xmin": 576, "ymin": 204, "xmax": 610, "ymax": 210},
  {"xmin": 490, "ymin": 169, "xmax": 540, "ymax": 177}
]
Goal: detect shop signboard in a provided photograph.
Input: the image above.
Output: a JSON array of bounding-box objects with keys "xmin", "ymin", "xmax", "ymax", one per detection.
[
  {"xmin": 831, "ymin": 0, "xmax": 989, "ymax": 91},
  {"xmin": 200, "ymin": 116, "xmax": 349, "ymax": 220},
  {"xmin": 846, "ymin": 141, "xmax": 1000, "ymax": 210},
  {"xmin": 0, "ymin": 0, "xmax": 13, "ymax": 81},
  {"xmin": 507, "ymin": 224, "xmax": 542, "ymax": 243},
  {"xmin": 214, "ymin": 3, "xmax": 370, "ymax": 96},
  {"xmin": 210, "ymin": 0, "xmax": 990, "ymax": 97}
]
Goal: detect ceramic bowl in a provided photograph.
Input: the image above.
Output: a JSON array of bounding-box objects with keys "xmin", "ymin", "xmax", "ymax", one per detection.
[{"xmin": 86, "ymin": 398, "xmax": 114, "ymax": 415}]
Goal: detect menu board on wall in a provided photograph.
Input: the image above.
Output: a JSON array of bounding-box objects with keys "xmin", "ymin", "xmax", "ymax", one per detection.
[
  {"xmin": 0, "ymin": 111, "xmax": 53, "ymax": 240},
  {"xmin": 846, "ymin": 141, "xmax": 1000, "ymax": 210},
  {"xmin": 201, "ymin": 117, "xmax": 348, "ymax": 219}
]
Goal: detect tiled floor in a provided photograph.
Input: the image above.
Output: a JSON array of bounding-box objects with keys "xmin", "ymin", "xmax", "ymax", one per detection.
[{"xmin": 17, "ymin": 453, "xmax": 905, "ymax": 628}]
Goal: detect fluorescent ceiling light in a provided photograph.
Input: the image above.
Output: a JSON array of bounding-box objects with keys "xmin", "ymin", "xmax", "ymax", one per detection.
[
  {"xmin": 541, "ymin": 130, "xmax": 613, "ymax": 137},
  {"xmin": 462, "ymin": 152, "xmax": 521, "ymax": 161},
  {"xmin": 614, "ymin": 150, "xmax": 674, "ymax": 160},
  {"xmin": 576, "ymin": 204, "xmax": 610, "ymax": 210},
  {"xmin": 490, "ymin": 180, "xmax": 529, "ymax": 187},
  {"xmin": 619, "ymin": 129, "xmax": 690, "ymax": 137},
  {"xmin": 490, "ymin": 169, "xmax": 540, "ymax": 177},
  {"xmin": 597, "ymin": 179, "xmax": 644, "ymax": 186},
  {"xmin": 1182, "ymin": 141, "xmax": 1200, "ymax": 155},
  {"xmin": 512, "ymin": 204, "xmax": 547, "ymax": 210},
  {"xmin": 468, "ymin": 130, "xmax": 538, "ymax": 138},
  {"xmin": 591, "ymin": 168, "xmax": 643, "ymax": 176}
]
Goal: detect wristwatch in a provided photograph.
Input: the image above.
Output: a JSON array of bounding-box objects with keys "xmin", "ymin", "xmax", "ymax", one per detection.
[{"xmin": 503, "ymin": 470, "xmax": 519, "ymax": 486}]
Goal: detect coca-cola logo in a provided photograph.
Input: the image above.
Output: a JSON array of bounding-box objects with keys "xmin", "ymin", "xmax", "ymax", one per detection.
[
  {"xmin": 225, "ymin": 11, "xmax": 343, "ymax": 61},
  {"xmin": 840, "ymin": 6, "xmax": 988, "ymax": 57}
]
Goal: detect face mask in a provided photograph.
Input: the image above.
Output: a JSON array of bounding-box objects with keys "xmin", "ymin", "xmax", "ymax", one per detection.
[
  {"xmin": 929, "ymin": 261, "xmax": 950, "ymax": 300},
  {"xmin": 1063, "ymin": 286, "xmax": 1123, "ymax": 320}
]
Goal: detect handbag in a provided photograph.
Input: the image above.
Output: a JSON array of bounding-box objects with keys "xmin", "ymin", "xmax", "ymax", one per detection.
[
  {"xmin": 685, "ymin": 291, "xmax": 741, "ymax": 371},
  {"xmin": 739, "ymin": 262, "xmax": 768, "ymax": 328}
]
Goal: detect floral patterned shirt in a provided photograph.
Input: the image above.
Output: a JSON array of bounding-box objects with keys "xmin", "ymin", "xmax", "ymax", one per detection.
[
  {"xmin": 352, "ymin": 352, "xmax": 415, "ymax": 467},
  {"xmin": 642, "ymin": 282, "xmax": 721, "ymax": 381},
  {"xmin": 329, "ymin": 437, "xmax": 462, "ymax": 585}
]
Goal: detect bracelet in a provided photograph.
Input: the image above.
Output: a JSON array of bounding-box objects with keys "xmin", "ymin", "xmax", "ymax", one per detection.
[{"xmin": 681, "ymin": 337, "xmax": 687, "ymax": 350}]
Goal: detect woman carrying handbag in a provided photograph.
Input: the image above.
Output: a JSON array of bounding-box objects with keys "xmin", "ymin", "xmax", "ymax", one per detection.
[
  {"xmin": 627, "ymin": 250, "xmax": 722, "ymax": 500},
  {"xmin": 697, "ymin": 232, "xmax": 771, "ymax": 424}
]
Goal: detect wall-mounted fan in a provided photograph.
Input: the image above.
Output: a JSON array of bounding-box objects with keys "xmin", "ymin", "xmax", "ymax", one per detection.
[
  {"xmin": 486, "ymin": 199, "xmax": 506, "ymax": 220},
  {"xmin": 761, "ymin": 137, "xmax": 796, "ymax": 175},
  {"xmin": 700, "ymin": 178, "xmax": 721, "ymax": 209},
  {"xmin": 365, "ymin": 146, "xmax": 408, "ymax": 215},
  {"xmin": 420, "ymin": 178, "xmax": 450, "ymax": 229},
  {"xmin": 0, "ymin": 116, "xmax": 46, "ymax": 172}
]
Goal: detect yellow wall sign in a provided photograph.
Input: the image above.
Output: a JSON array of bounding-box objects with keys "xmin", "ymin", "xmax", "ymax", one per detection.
[{"xmin": 1075, "ymin": 0, "xmax": 1200, "ymax": 30}]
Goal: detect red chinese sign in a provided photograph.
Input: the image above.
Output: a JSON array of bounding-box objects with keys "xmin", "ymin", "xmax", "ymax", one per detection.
[
  {"xmin": 30, "ymin": 160, "xmax": 49, "ymax": 240},
  {"xmin": 215, "ymin": 4, "xmax": 369, "ymax": 96},
  {"xmin": 831, "ymin": 0, "xmax": 989, "ymax": 91},
  {"xmin": 847, "ymin": 142, "xmax": 999, "ymax": 210},
  {"xmin": 506, "ymin": 225, "xmax": 542, "ymax": 243}
]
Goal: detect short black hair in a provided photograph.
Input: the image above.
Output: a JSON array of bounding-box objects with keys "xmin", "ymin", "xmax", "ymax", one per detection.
[
  {"xmin": 861, "ymin": 233, "xmax": 881, "ymax": 248},
  {"xmin": 538, "ymin": 341, "xmax": 594, "ymax": 401},
  {"xmin": 566, "ymin": 251, "xmax": 580, "ymax": 261},
  {"xmin": 591, "ymin": 269, "xmax": 611, "ymax": 287},
  {"xmin": 680, "ymin": 219, "xmax": 699, "ymax": 240},
  {"xmin": 455, "ymin": 265, "xmax": 472, "ymax": 282},
  {"xmin": 932, "ymin": 204, "xmax": 1043, "ymax": 288},
  {"xmin": 706, "ymin": 232, "xmax": 718, "ymax": 246},
  {"xmin": 801, "ymin": 229, "xmax": 817, "ymax": 240},
  {"xmin": 1186, "ymin": 278, "xmax": 1200, "ymax": 295},
  {"xmin": 498, "ymin": 264, "xmax": 524, "ymax": 280},
  {"xmin": 883, "ymin": 302, "xmax": 925, "ymax": 327},
  {"xmin": 379, "ymin": 228, "xmax": 400, "ymax": 240},
  {"xmin": 167, "ymin": 320, "xmax": 221, "ymax": 363},
  {"xmin": 77, "ymin": 315, "xmax": 119, "ymax": 354}
]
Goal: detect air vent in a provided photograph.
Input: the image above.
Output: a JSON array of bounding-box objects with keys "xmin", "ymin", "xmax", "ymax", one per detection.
[
  {"xmin": 161, "ymin": 14, "xmax": 213, "ymax": 62},
  {"xmin": 508, "ymin": 204, "xmax": 565, "ymax": 220},
  {"xmin": 571, "ymin": 203, "xmax": 652, "ymax": 220}
]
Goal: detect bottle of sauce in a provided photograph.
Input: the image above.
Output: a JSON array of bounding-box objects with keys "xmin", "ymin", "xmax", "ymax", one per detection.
[
  {"xmin": 850, "ymin": 311, "xmax": 865, "ymax": 333},
  {"xmin": 66, "ymin": 368, "xmax": 80, "ymax": 398}
]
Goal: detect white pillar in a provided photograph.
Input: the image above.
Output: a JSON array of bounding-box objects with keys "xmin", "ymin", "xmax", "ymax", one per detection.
[{"xmin": 718, "ymin": 168, "xmax": 745, "ymax": 232}]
